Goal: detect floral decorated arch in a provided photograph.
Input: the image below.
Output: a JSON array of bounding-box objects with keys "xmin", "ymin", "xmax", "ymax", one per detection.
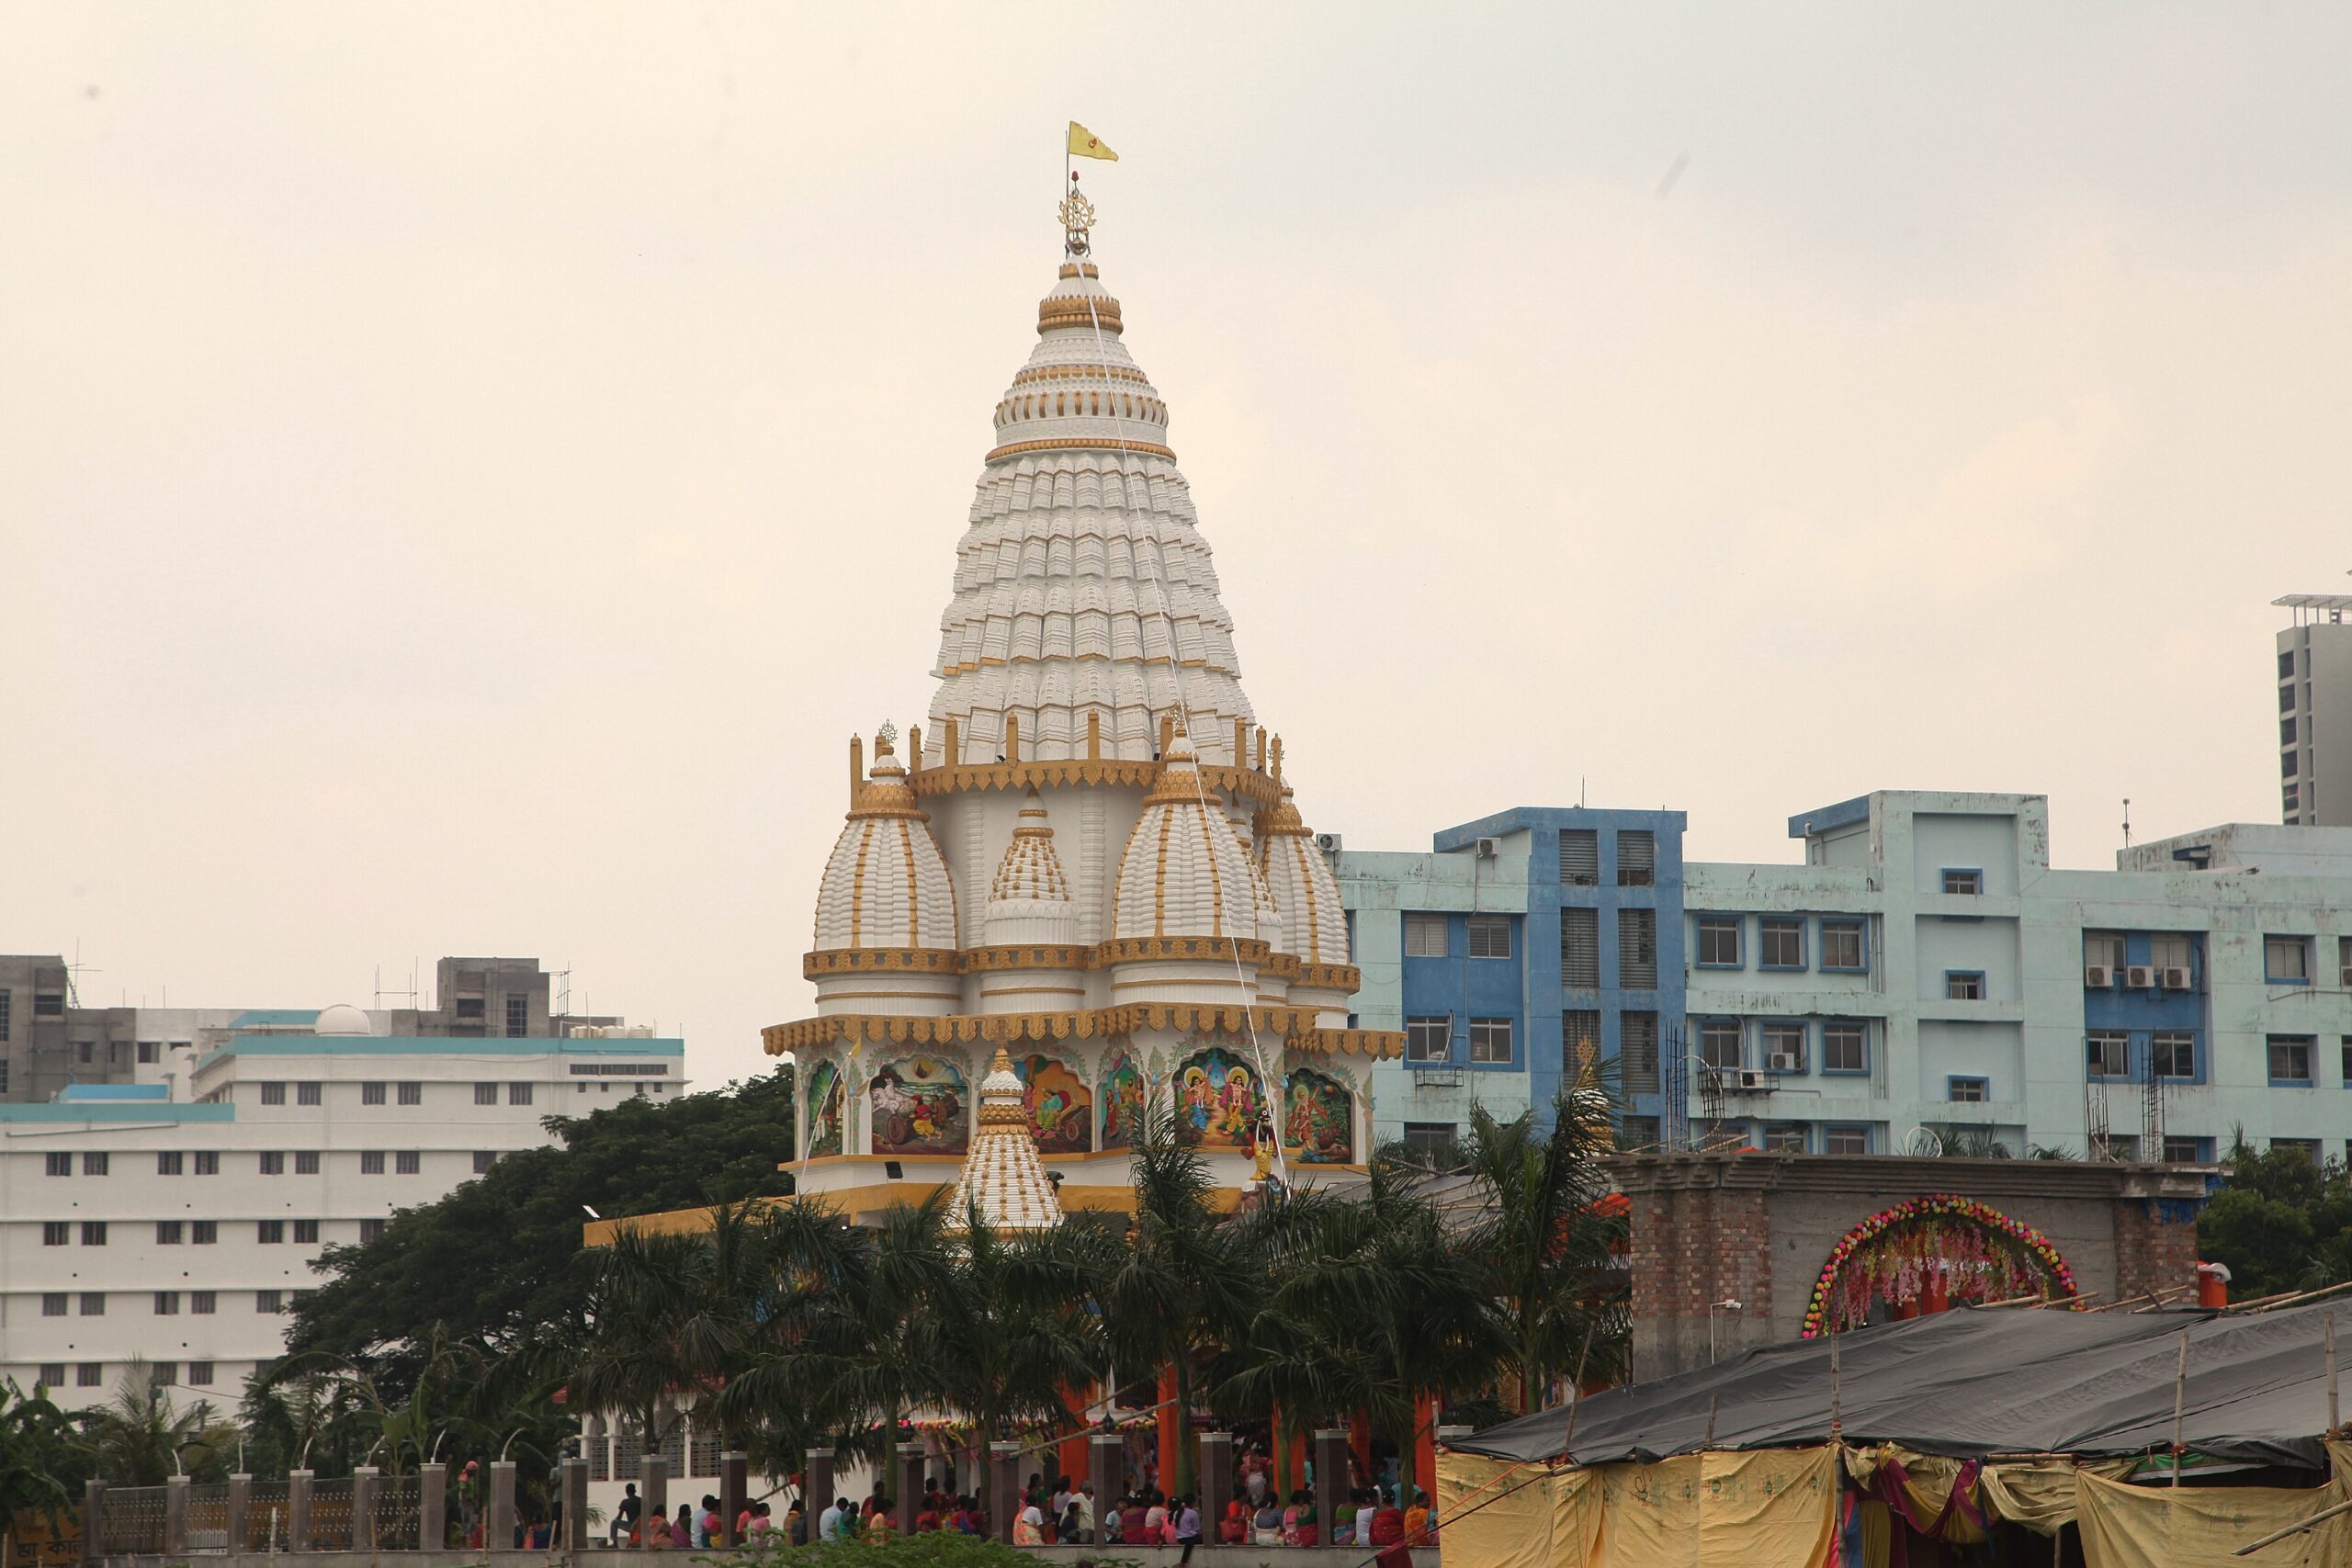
[{"xmin": 1802, "ymin": 1193, "xmax": 2078, "ymax": 1337}]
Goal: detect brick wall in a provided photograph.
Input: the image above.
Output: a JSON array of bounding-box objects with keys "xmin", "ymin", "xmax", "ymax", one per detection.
[{"xmin": 2112, "ymin": 1198, "xmax": 2201, "ymax": 1303}]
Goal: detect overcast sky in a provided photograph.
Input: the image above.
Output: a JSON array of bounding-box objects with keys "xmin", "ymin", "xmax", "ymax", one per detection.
[{"xmin": 5, "ymin": 6, "xmax": 2347, "ymax": 1088}]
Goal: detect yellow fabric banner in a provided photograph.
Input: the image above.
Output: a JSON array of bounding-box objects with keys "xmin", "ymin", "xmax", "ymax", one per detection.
[
  {"xmin": 1435, "ymin": 1448, "xmax": 1833, "ymax": 1568},
  {"xmin": 2075, "ymin": 1465, "xmax": 2350, "ymax": 1568},
  {"xmin": 1067, "ymin": 121, "xmax": 1117, "ymax": 161}
]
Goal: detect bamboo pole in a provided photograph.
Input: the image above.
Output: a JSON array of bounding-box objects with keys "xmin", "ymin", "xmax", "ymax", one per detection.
[
  {"xmin": 2233, "ymin": 1495, "xmax": 2352, "ymax": 1555},
  {"xmin": 2170, "ymin": 1332, "xmax": 2189, "ymax": 1488},
  {"xmin": 2328, "ymin": 1311, "xmax": 2340, "ymax": 1433}
]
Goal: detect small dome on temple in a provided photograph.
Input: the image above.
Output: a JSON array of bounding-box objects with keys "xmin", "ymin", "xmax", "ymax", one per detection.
[
  {"xmin": 1257, "ymin": 784, "xmax": 1348, "ymax": 967},
  {"xmin": 944, "ymin": 1046, "xmax": 1064, "ymax": 1233},
  {"xmin": 811, "ymin": 728, "xmax": 960, "ymax": 953},
  {"xmin": 984, "ymin": 786, "xmax": 1076, "ymax": 946},
  {"xmin": 1112, "ymin": 723, "xmax": 1259, "ymax": 942}
]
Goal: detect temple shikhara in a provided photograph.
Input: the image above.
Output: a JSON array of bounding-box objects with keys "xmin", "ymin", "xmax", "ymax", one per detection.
[{"xmin": 763, "ymin": 185, "xmax": 1402, "ymax": 1217}]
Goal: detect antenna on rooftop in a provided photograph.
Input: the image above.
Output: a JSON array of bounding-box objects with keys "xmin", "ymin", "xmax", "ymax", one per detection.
[
  {"xmin": 2122, "ymin": 797, "xmax": 2132, "ymax": 851},
  {"xmin": 65, "ymin": 941, "xmax": 101, "ymax": 1009}
]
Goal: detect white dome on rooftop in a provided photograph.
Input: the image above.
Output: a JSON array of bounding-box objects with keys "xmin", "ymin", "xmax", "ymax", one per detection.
[{"xmin": 313, "ymin": 1004, "xmax": 375, "ymax": 1037}]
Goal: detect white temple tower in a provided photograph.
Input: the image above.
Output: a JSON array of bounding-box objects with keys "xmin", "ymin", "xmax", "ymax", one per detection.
[{"xmin": 769, "ymin": 188, "xmax": 1398, "ymax": 1214}]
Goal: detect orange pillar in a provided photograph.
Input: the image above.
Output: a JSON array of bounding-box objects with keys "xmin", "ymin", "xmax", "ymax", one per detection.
[
  {"xmin": 1058, "ymin": 1383, "xmax": 1091, "ymax": 1484},
  {"xmin": 1350, "ymin": 1410, "xmax": 1373, "ymax": 1486},
  {"xmin": 1411, "ymin": 1392, "xmax": 1437, "ymax": 1502},
  {"xmin": 1288, "ymin": 1426, "xmax": 1307, "ymax": 1498},
  {"xmin": 1157, "ymin": 1368, "xmax": 1181, "ymax": 1496}
]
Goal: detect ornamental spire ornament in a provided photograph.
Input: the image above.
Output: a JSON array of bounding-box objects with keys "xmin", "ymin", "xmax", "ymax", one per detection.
[{"xmin": 1059, "ymin": 175, "xmax": 1096, "ymax": 258}]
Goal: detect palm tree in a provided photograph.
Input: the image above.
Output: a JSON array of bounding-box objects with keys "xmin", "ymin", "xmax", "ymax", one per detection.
[
  {"xmin": 82, "ymin": 1362, "xmax": 233, "ymax": 1483},
  {"xmin": 1451, "ymin": 1089, "xmax": 1630, "ymax": 1412},
  {"xmin": 1096, "ymin": 1098, "xmax": 1264, "ymax": 1495},
  {"xmin": 0, "ymin": 1380, "xmax": 83, "ymax": 1529},
  {"xmin": 920, "ymin": 1198, "xmax": 1110, "ymax": 1452}
]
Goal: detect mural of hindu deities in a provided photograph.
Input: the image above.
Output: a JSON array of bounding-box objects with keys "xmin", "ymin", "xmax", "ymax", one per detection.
[
  {"xmin": 1011, "ymin": 1053, "xmax": 1091, "ymax": 1155},
  {"xmin": 868, "ymin": 1055, "xmax": 969, "ymax": 1156},
  {"xmin": 806, "ymin": 1060, "xmax": 844, "ymax": 1158},
  {"xmin": 1283, "ymin": 1067, "xmax": 1353, "ymax": 1164},
  {"xmin": 1174, "ymin": 1042, "xmax": 1261, "ymax": 1149},
  {"xmin": 1099, "ymin": 1049, "xmax": 1146, "ymax": 1151}
]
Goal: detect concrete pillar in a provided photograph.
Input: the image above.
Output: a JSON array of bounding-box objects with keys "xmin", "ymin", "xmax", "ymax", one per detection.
[
  {"xmin": 418, "ymin": 1462, "xmax": 447, "ymax": 1551},
  {"xmin": 894, "ymin": 1442, "xmax": 924, "ymax": 1538},
  {"xmin": 164, "ymin": 1475, "xmax": 190, "ymax": 1556},
  {"xmin": 1197, "ymin": 1430, "xmax": 1234, "ymax": 1520},
  {"xmin": 79, "ymin": 1480, "xmax": 104, "ymax": 1564},
  {"xmin": 226, "ymin": 1473, "xmax": 253, "ymax": 1553},
  {"xmin": 804, "ymin": 1448, "xmax": 834, "ymax": 1528},
  {"xmin": 642, "ymin": 1451, "xmax": 671, "ymax": 1534},
  {"xmin": 989, "ymin": 1440, "xmax": 1022, "ymax": 1543},
  {"xmin": 1312, "ymin": 1430, "xmax": 1350, "ymax": 1508},
  {"xmin": 561, "ymin": 1458, "xmax": 589, "ymax": 1554},
  {"xmin": 352, "ymin": 1467, "xmax": 380, "ymax": 1551},
  {"xmin": 288, "ymin": 1470, "xmax": 314, "ymax": 1553},
  {"xmin": 488, "ymin": 1460, "xmax": 518, "ymax": 1551},
  {"xmin": 720, "ymin": 1451, "xmax": 749, "ymax": 1548},
  {"xmin": 1088, "ymin": 1432, "xmax": 1125, "ymax": 1512}
]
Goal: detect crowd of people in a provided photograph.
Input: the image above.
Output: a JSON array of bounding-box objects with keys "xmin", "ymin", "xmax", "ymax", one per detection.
[{"xmin": 603, "ymin": 1486, "xmax": 779, "ymax": 1549}]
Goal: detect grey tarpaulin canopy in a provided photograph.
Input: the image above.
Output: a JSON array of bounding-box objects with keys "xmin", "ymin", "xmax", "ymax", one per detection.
[{"xmin": 1453, "ymin": 1299, "xmax": 2352, "ymax": 1472}]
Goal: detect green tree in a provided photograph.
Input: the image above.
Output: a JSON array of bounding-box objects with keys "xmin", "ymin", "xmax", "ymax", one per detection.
[
  {"xmin": 920, "ymin": 1198, "xmax": 1110, "ymax": 1454},
  {"xmin": 0, "ymin": 1380, "xmax": 85, "ymax": 1529},
  {"xmin": 81, "ymin": 1363, "xmax": 234, "ymax": 1484}
]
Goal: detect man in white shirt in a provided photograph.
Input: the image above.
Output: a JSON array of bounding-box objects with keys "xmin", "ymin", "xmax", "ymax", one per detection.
[
  {"xmin": 1074, "ymin": 1483, "xmax": 1096, "ymax": 1543},
  {"xmin": 817, "ymin": 1498, "xmax": 845, "ymax": 1545}
]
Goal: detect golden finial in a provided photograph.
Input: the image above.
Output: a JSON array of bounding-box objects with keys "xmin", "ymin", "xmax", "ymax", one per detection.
[
  {"xmin": 1059, "ymin": 180, "xmax": 1097, "ymax": 258},
  {"xmin": 876, "ymin": 720, "xmax": 899, "ymax": 757}
]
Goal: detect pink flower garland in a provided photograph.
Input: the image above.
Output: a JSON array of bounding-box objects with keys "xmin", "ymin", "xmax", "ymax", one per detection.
[{"xmin": 1801, "ymin": 1193, "xmax": 2078, "ymax": 1337}]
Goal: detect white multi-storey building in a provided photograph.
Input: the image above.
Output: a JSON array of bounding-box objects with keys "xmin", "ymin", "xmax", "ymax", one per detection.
[
  {"xmin": 0, "ymin": 1005, "xmax": 684, "ymax": 1408},
  {"xmin": 2278, "ymin": 592, "xmax": 2352, "ymax": 828}
]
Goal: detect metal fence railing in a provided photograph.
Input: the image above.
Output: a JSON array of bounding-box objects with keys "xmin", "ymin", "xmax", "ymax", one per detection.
[
  {"xmin": 370, "ymin": 1472, "xmax": 424, "ymax": 1551},
  {"xmin": 97, "ymin": 1486, "xmax": 165, "ymax": 1557},
  {"xmin": 307, "ymin": 1477, "xmax": 355, "ymax": 1551},
  {"xmin": 250, "ymin": 1481, "xmax": 291, "ymax": 1553},
  {"xmin": 187, "ymin": 1482, "xmax": 231, "ymax": 1552}
]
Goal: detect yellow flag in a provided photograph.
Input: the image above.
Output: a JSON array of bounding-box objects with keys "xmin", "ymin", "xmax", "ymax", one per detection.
[{"xmin": 1068, "ymin": 121, "xmax": 1118, "ymax": 162}]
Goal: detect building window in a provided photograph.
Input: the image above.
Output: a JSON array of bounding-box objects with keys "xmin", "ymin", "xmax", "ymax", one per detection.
[
  {"xmin": 292, "ymin": 1081, "xmax": 321, "ymax": 1106},
  {"xmin": 506, "ymin": 995, "xmax": 530, "ymax": 1037},
  {"xmin": 79, "ymin": 1292, "xmax": 104, "ymax": 1316},
  {"xmin": 2086, "ymin": 1032, "xmax": 2130, "ymax": 1077},
  {"xmin": 1561, "ymin": 909, "xmax": 1600, "ymax": 987},
  {"xmin": 156, "ymin": 1221, "xmax": 183, "ymax": 1245},
  {"xmin": 154, "ymin": 1291, "xmax": 179, "ymax": 1315},
  {"xmin": 1760, "ymin": 1021, "xmax": 1806, "ymax": 1072},
  {"xmin": 82, "ymin": 1152, "xmax": 107, "ymax": 1177},
  {"xmin": 360, "ymin": 1218, "xmax": 388, "ymax": 1243},
  {"xmin": 1823, "ymin": 1125, "xmax": 1871, "ymax": 1156},
  {"xmin": 1942, "ymin": 869, "xmax": 1984, "ymax": 895},
  {"xmin": 1948, "ymin": 1077, "xmax": 1989, "ymax": 1103},
  {"xmin": 1698, "ymin": 1019, "xmax": 1742, "ymax": 1071},
  {"xmin": 41, "ymin": 1222, "xmax": 68, "ymax": 1247},
  {"xmin": 37, "ymin": 1365, "xmax": 64, "ymax": 1390},
  {"xmin": 44, "ymin": 1152, "xmax": 70, "ymax": 1178},
  {"xmin": 456, "ymin": 995, "xmax": 485, "ymax": 1021},
  {"xmin": 2082, "ymin": 931, "xmax": 2126, "ymax": 975},
  {"xmin": 2150, "ymin": 933, "xmax": 2192, "ymax": 976},
  {"xmin": 2162, "ymin": 1135, "xmax": 2211, "ymax": 1164},
  {"xmin": 75, "ymin": 1364, "xmax": 102, "ymax": 1388},
  {"xmin": 472, "ymin": 1150, "xmax": 498, "ymax": 1175},
  {"xmin": 1822, "ymin": 1021, "xmax": 1868, "ymax": 1075},
  {"xmin": 260, "ymin": 1082, "xmax": 287, "ymax": 1106},
  {"xmin": 398, "ymin": 1081, "xmax": 423, "ymax": 1105},
  {"xmin": 192, "ymin": 1221, "xmax": 217, "ymax": 1244},
  {"xmin": 361, "ymin": 1082, "xmax": 387, "ymax": 1106},
  {"xmin": 194, "ymin": 1150, "xmax": 219, "ymax": 1175},
  {"xmin": 258, "ymin": 1220, "xmax": 285, "ymax": 1244},
  {"xmin": 1400, "ymin": 1122, "xmax": 1457, "ymax": 1159},
  {"xmin": 80, "ymin": 1222, "xmax": 106, "ymax": 1246},
  {"xmin": 1559, "ymin": 829, "xmax": 1599, "ymax": 886},
  {"xmin": 1763, "ymin": 1122, "xmax": 1808, "ymax": 1152},
  {"xmin": 258, "ymin": 1152, "xmax": 284, "ymax": 1176},
  {"xmin": 361, "ymin": 1150, "xmax": 386, "ymax": 1174},
  {"xmin": 2265, "ymin": 935, "xmax": 2312, "ymax": 984},
  {"xmin": 0, "ymin": 992, "xmax": 9, "ymax": 1040},
  {"xmin": 2268, "ymin": 1035, "xmax": 2315, "ymax": 1085},
  {"xmin": 2342, "ymin": 1038, "xmax": 2352, "ymax": 1085},
  {"xmin": 1620, "ymin": 908, "xmax": 1658, "ymax": 988},
  {"xmin": 1620, "ymin": 1113, "xmax": 1662, "ymax": 1149},
  {"xmin": 509, "ymin": 1082, "xmax": 534, "ymax": 1106},
  {"xmin": 1946, "ymin": 971, "xmax": 1984, "ymax": 1001},
  {"xmin": 1821, "ymin": 921, "xmax": 1866, "ymax": 972},
  {"xmin": 1621, "ymin": 1011, "xmax": 1660, "ymax": 1092},
  {"xmin": 294, "ymin": 1151, "xmax": 320, "ymax": 1175},
  {"xmin": 137, "ymin": 1041, "xmax": 159, "ymax": 1064},
  {"xmin": 257, "ymin": 1291, "xmax": 284, "ymax": 1314},
  {"xmin": 191, "ymin": 1292, "xmax": 216, "ymax": 1314},
  {"xmin": 40, "ymin": 1292, "xmax": 65, "ymax": 1317},
  {"xmin": 2153, "ymin": 1032, "xmax": 2197, "ymax": 1079},
  {"xmin": 1758, "ymin": 918, "xmax": 1804, "ymax": 969},
  {"xmin": 1468, "ymin": 1018, "xmax": 1513, "ymax": 1064},
  {"xmin": 1562, "ymin": 1010, "xmax": 1601, "ymax": 1073},
  {"xmin": 396, "ymin": 1150, "xmax": 422, "ymax": 1174},
  {"xmin": 156, "ymin": 1151, "xmax": 183, "ymax": 1176},
  {"xmin": 1617, "ymin": 830, "xmax": 1657, "ymax": 886},
  {"xmin": 34, "ymin": 993, "xmax": 64, "ymax": 1018},
  {"xmin": 2275, "ymin": 1136, "xmax": 2323, "ymax": 1163},
  {"xmin": 294, "ymin": 1219, "xmax": 320, "ymax": 1244},
  {"xmin": 474, "ymin": 1082, "xmax": 499, "ymax": 1105},
  {"xmin": 1467, "ymin": 915, "xmax": 1513, "ymax": 960},
  {"xmin": 2284, "ymin": 715, "xmax": 2299, "ymax": 745},
  {"xmin": 1405, "ymin": 1017, "xmax": 1451, "ymax": 1063},
  {"xmin": 1695, "ymin": 917, "xmax": 1742, "ymax": 967},
  {"xmin": 1403, "ymin": 913, "xmax": 1448, "ymax": 959},
  {"xmin": 188, "ymin": 1361, "xmax": 215, "ymax": 1386}
]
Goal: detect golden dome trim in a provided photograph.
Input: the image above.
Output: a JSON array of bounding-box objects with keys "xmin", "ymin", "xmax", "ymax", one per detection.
[
  {"xmin": 910, "ymin": 758, "xmax": 1282, "ymax": 807},
  {"xmin": 1037, "ymin": 296, "xmax": 1124, "ymax": 334},
  {"xmin": 1011, "ymin": 363, "xmax": 1151, "ymax": 387},
  {"xmin": 763, "ymin": 1003, "xmax": 1385, "ymax": 1055},
  {"xmin": 804, "ymin": 947, "xmax": 965, "ymax": 979},
  {"xmin": 982, "ymin": 436, "xmax": 1175, "ymax": 464}
]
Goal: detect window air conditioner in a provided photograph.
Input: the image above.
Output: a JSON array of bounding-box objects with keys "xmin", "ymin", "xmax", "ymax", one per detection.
[
  {"xmin": 2084, "ymin": 964, "xmax": 2112, "ymax": 988},
  {"xmin": 2125, "ymin": 965, "xmax": 2154, "ymax": 988},
  {"xmin": 1768, "ymin": 1053, "xmax": 1801, "ymax": 1073},
  {"xmin": 1314, "ymin": 832, "xmax": 1343, "ymax": 855},
  {"xmin": 1736, "ymin": 1069, "xmax": 1772, "ymax": 1091},
  {"xmin": 2160, "ymin": 966, "xmax": 2192, "ymax": 991},
  {"xmin": 1475, "ymin": 836, "xmax": 1502, "ymax": 858}
]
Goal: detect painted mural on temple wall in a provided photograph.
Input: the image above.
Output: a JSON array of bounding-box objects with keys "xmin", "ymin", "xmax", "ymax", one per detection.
[
  {"xmin": 868, "ymin": 1055, "xmax": 970, "ymax": 1156},
  {"xmin": 806, "ymin": 1060, "xmax": 844, "ymax": 1158},
  {"xmin": 1175, "ymin": 1039, "xmax": 1261, "ymax": 1148},
  {"xmin": 1099, "ymin": 1048, "xmax": 1146, "ymax": 1151},
  {"xmin": 1012, "ymin": 1053, "xmax": 1091, "ymax": 1155},
  {"xmin": 1283, "ymin": 1067, "xmax": 1353, "ymax": 1164}
]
